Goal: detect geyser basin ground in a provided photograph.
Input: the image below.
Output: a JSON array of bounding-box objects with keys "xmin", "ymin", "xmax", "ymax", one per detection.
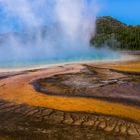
[
  {"xmin": 33, "ymin": 65, "xmax": 140, "ymax": 107},
  {"xmin": 0, "ymin": 56, "xmax": 140, "ymax": 139}
]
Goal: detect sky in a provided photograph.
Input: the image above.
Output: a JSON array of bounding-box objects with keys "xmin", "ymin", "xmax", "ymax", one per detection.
[
  {"xmin": 0, "ymin": 0, "xmax": 140, "ymax": 33},
  {"xmin": 97, "ymin": 0, "xmax": 140, "ymax": 25}
]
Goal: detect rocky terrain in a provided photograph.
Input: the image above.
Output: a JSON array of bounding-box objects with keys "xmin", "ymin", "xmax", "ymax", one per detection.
[{"xmin": 0, "ymin": 100, "xmax": 140, "ymax": 140}]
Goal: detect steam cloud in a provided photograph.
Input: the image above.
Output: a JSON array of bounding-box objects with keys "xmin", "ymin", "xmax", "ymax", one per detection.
[{"xmin": 0, "ymin": 0, "xmax": 119, "ymax": 67}]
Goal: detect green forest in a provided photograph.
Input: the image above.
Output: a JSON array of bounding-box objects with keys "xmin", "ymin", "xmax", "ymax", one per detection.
[{"xmin": 91, "ymin": 16, "xmax": 140, "ymax": 50}]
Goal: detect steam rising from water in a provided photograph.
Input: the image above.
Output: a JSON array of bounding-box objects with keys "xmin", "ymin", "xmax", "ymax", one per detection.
[{"xmin": 0, "ymin": 0, "xmax": 119, "ymax": 68}]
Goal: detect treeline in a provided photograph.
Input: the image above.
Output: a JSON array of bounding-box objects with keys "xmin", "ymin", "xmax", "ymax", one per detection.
[{"xmin": 90, "ymin": 16, "xmax": 140, "ymax": 50}]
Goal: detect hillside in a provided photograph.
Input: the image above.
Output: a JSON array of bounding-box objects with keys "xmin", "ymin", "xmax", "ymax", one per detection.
[{"xmin": 91, "ymin": 16, "xmax": 140, "ymax": 50}]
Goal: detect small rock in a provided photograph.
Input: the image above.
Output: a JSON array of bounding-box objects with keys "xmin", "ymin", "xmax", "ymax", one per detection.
[
  {"xmin": 99, "ymin": 121, "xmax": 106, "ymax": 129},
  {"xmin": 128, "ymin": 126, "xmax": 139, "ymax": 136}
]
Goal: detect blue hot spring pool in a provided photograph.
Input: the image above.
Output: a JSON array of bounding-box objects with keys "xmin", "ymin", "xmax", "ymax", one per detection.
[{"xmin": 0, "ymin": 47, "xmax": 122, "ymax": 69}]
